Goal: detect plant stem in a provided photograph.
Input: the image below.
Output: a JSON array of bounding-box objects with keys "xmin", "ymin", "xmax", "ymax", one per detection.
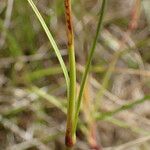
[
  {"xmin": 64, "ymin": 0, "xmax": 76, "ymax": 147},
  {"xmin": 73, "ymin": 0, "xmax": 107, "ymax": 134}
]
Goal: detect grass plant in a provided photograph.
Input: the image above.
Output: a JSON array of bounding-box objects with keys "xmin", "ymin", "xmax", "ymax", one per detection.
[
  {"xmin": 27, "ymin": 0, "xmax": 107, "ymax": 148},
  {"xmin": 1, "ymin": 0, "xmax": 150, "ymax": 149}
]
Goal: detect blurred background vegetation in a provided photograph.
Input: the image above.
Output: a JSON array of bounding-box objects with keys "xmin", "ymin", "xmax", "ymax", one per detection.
[{"xmin": 0, "ymin": 0, "xmax": 150, "ymax": 149}]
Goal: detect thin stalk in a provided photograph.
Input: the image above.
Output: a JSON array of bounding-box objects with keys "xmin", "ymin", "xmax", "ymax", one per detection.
[
  {"xmin": 27, "ymin": 0, "xmax": 69, "ymax": 92},
  {"xmin": 64, "ymin": 0, "xmax": 76, "ymax": 147},
  {"xmin": 73, "ymin": 0, "xmax": 107, "ymax": 134}
]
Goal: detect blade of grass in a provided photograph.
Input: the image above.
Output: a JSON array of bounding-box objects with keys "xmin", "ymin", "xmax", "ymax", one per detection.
[
  {"xmin": 95, "ymin": 95, "xmax": 150, "ymax": 120},
  {"xmin": 104, "ymin": 117, "xmax": 150, "ymax": 135},
  {"xmin": 27, "ymin": 0, "xmax": 69, "ymax": 92},
  {"xmin": 25, "ymin": 67, "xmax": 62, "ymax": 81},
  {"xmin": 30, "ymin": 86, "xmax": 67, "ymax": 113},
  {"xmin": 73, "ymin": 0, "xmax": 107, "ymax": 134}
]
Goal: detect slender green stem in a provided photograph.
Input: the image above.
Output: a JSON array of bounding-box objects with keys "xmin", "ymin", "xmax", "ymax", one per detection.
[
  {"xmin": 64, "ymin": 0, "xmax": 76, "ymax": 147},
  {"xmin": 73, "ymin": 0, "xmax": 107, "ymax": 134},
  {"xmin": 27, "ymin": 0, "xmax": 69, "ymax": 92},
  {"xmin": 65, "ymin": 45, "xmax": 76, "ymax": 147}
]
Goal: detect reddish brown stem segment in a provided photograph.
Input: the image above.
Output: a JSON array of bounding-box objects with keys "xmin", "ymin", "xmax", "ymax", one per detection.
[
  {"xmin": 64, "ymin": 0, "xmax": 74, "ymax": 46},
  {"xmin": 129, "ymin": 0, "xmax": 141, "ymax": 30},
  {"xmin": 64, "ymin": 0, "xmax": 76, "ymax": 147}
]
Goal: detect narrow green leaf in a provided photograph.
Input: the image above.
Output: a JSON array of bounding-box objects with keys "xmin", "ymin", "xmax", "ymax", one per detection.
[
  {"xmin": 30, "ymin": 86, "xmax": 66, "ymax": 113},
  {"xmin": 95, "ymin": 95, "xmax": 150, "ymax": 120},
  {"xmin": 73, "ymin": 0, "xmax": 107, "ymax": 134},
  {"xmin": 27, "ymin": 0, "xmax": 69, "ymax": 91}
]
